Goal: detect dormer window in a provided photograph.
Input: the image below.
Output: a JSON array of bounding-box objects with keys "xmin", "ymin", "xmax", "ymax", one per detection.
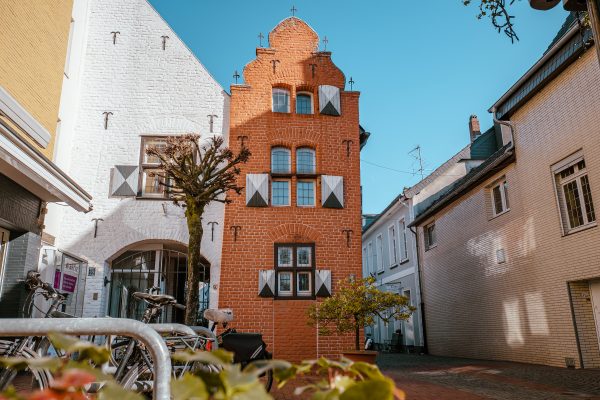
[
  {"xmin": 296, "ymin": 92, "xmax": 313, "ymax": 115},
  {"xmin": 272, "ymin": 88, "xmax": 290, "ymax": 113}
]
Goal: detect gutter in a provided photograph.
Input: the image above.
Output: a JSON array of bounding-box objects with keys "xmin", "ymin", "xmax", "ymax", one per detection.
[{"xmin": 489, "ymin": 23, "xmax": 580, "ymax": 113}]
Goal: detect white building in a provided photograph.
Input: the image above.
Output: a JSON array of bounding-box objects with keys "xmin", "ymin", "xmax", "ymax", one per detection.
[{"xmin": 43, "ymin": 0, "xmax": 229, "ymax": 321}]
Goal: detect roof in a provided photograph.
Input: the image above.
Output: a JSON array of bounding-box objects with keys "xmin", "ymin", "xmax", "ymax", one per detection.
[
  {"xmin": 362, "ymin": 195, "xmax": 405, "ymax": 235},
  {"xmin": 490, "ymin": 13, "xmax": 593, "ymax": 118},
  {"xmin": 409, "ymin": 144, "xmax": 515, "ymax": 228},
  {"xmin": 359, "ymin": 125, "xmax": 371, "ymax": 149}
]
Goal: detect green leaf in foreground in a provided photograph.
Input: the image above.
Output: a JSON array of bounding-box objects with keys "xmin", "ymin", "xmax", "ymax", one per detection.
[{"xmin": 171, "ymin": 373, "xmax": 208, "ymax": 400}]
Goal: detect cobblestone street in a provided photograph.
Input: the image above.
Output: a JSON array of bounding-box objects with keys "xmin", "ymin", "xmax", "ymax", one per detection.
[{"xmin": 273, "ymin": 353, "xmax": 600, "ymax": 400}]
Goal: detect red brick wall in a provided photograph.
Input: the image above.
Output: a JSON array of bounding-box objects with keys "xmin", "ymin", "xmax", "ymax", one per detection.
[{"xmin": 219, "ymin": 17, "xmax": 363, "ymax": 362}]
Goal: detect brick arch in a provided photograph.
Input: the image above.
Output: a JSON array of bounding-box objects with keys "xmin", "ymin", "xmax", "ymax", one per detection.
[
  {"xmin": 267, "ymin": 223, "xmax": 321, "ymax": 243},
  {"xmin": 267, "ymin": 127, "xmax": 321, "ymax": 143}
]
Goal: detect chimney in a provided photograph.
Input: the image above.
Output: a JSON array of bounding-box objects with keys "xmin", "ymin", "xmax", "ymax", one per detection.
[{"xmin": 469, "ymin": 115, "xmax": 481, "ymax": 142}]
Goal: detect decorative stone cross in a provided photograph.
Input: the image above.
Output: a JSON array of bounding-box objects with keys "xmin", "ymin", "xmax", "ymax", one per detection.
[
  {"xmin": 233, "ymin": 70, "xmax": 240, "ymax": 84},
  {"xmin": 290, "ymin": 5, "xmax": 297, "ymax": 16},
  {"xmin": 258, "ymin": 32, "xmax": 264, "ymax": 47},
  {"xmin": 349, "ymin": 77, "xmax": 355, "ymax": 91},
  {"xmin": 322, "ymin": 36, "xmax": 329, "ymax": 51}
]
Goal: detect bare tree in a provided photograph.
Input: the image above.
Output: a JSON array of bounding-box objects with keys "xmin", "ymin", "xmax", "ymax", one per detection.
[
  {"xmin": 463, "ymin": 0, "xmax": 520, "ymax": 42},
  {"xmin": 147, "ymin": 134, "xmax": 250, "ymax": 325}
]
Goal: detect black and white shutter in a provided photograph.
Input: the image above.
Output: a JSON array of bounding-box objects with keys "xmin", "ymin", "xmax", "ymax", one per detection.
[
  {"xmin": 258, "ymin": 270, "xmax": 275, "ymax": 297},
  {"xmin": 321, "ymin": 175, "xmax": 344, "ymax": 209},
  {"xmin": 109, "ymin": 166, "xmax": 139, "ymax": 197},
  {"xmin": 318, "ymin": 85, "xmax": 341, "ymax": 116},
  {"xmin": 315, "ymin": 270, "xmax": 331, "ymax": 297},
  {"xmin": 246, "ymin": 174, "xmax": 269, "ymax": 207}
]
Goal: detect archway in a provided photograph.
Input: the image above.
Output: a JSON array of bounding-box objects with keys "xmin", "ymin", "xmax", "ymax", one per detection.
[{"xmin": 106, "ymin": 241, "xmax": 210, "ymax": 324}]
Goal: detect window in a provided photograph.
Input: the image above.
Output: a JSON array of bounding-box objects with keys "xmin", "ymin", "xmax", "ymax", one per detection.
[
  {"xmin": 272, "ymin": 180, "xmax": 290, "ymax": 206},
  {"xmin": 399, "ymin": 219, "xmax": 408, "ymax": 261},
  {"xmin": 491, "ymin": 179, "xmax": 510, "ymax": 216},
  {"xmin": 375, "ymin": 234, "xmax": 383, "ymax": 272},
  {"xmin": 388, "ymin": 225, "xmax": 398, "ymax": 266},
  {"xmin": 367, "ymin": 242, "xmax": 374, "ymax": 274},
  {"xmin": 296, "ymin": 92, "xmax": 313, "ymax": 115},
  {"xmin": 272, "ymin": 88, "xmax": 290, "ymax": 113},
  {"xmin": 296, "ymin": 148, "xmax": 316, "ymax": 174},
  {"xmin": 362, "ymin": 246, "xmax": 368, "ymax": 275},
  {"xmin": 275, "ymin": 244, "xmax": 315, "ymax": 298},
  {"xmin": 554, "ymin": 156, "xmax": 596, "ymax": 233},
  {"xmin": 297, "ymin": 180, "xmax": 315, "ymax": 206},
  {"xmin": 140, "ymin": 137, "xmax": 169, "ymax": 198},
  {"xmin": 424, "ymin": 222, "xmax": 436, "ymax": 250},
  {"xmin": 271, "ymin": 147, "xmax": 291, "ymax": 173}
]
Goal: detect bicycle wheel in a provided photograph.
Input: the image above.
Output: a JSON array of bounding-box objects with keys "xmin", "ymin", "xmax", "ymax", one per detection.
[
  {"xmin": 119, "ymin": 362, "xmax": 153, "ymax": 397},
  {"xmin": 242, "ymin": 356, "xmax": 273, "ymax": 393},
  {"xmin": 0, "ymin": 339, "xmax": 53, "ymax": 392}
]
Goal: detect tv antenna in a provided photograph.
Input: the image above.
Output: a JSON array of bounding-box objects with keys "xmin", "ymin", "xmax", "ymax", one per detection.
[{"xmin": 409, "ymin": 145, "xmax": 424, "ymax": 180}]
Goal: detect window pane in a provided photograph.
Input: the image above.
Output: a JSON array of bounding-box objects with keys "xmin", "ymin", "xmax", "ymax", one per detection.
[
  {"xmin": 581, "ymin": 175, "xmax": 596, "ymax": 223},
  {"xmin": 297, "ymin": 272, "xmax": 311, "ymax": 293},
  {"xmin": 297, "ymin": 247, "xmax": 311, "ymax": 267},
  {"xmin": 563, "ymin": 180, "xmax": 584, "ymax": 228},
  {"xmin": 278, "ymin": 273, "xmax": 292, "ymax": 294},
  {"xmin": 503, "ymin": 182, "xmax": 510, "ymax": 210},
  {"xmin": 400, "ymin": 220, "xmax": 408, "ymax": 260},
  {"xmin": 142, "ymin": 170, "xmax": 164, "ymax": 196},
  {"xmin": 297, "ymin": 181, "xmax": 315, "ymax": 206},
  {"xmin": 296, "ymin": 94, "xmax": 312, "ymax": 114},
  {"xmin": 492, "ymin": 185, "xmax": 504, "ymax": 214},
  {"xmin": 296, "ymin": 149, "xmax": 316, "ymax": 174},
  {"xmin": 143, "ymin": 138, "xmax": 167, "ymax": 164},
  {"xmin": 271, "ymin": 148, "xmax": 290, "ymax": 173},
  {"xmin": 272, "ymin": 181, "xmax": 290, "ymax": 206},
  {"xmin": 278, "ymin": 247, "xmax": 292, "ymax": 267},
  {"xmin": 560, "ymin": 165, "xmax": 576, "ymax": 180},
  {"xmin": 272, "ymin": 89, "xmax": 289, "ymax": 113}
]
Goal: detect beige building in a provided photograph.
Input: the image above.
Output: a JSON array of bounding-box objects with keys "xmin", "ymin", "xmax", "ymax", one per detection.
[
  {"xmin": 0, "ymin": 0, "xmax": 91, "ymax": 316},
  {"xmin": 410, "ymin": 15, "xmax": 600, "ymax": 368}
]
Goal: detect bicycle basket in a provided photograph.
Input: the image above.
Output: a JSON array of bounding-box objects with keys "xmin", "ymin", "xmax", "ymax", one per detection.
[{"xmin": 220, "ymin": 333, "xmax": 265, "ymax": 363}]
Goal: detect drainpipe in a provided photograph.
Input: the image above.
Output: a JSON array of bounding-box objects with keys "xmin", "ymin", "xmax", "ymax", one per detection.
[{"xmin": 408, "ymin": 217, "xmax": 428, "ymax": 355}]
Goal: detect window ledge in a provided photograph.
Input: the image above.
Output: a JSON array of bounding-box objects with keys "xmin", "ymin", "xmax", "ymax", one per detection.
[
  {"xmin": 490, "ymin": 208, "xmax": 511, "ymax": 220},
  {"xmin": 563, "ymin": 222, "xmax": 597, "ymax": 237},
  {"xmin": 136, "ymin": 196, "xmax": 170, "ymax": 201},
  {"xmin": 425, "ymin": 244, "xmax": 437, "ymax": 252},
  {"xmin": 377, "ymin": 269, "xmax": 385, "ymax": 275},
  {"xmin": 274, "ymin": 295, "xmax": 316, "ymax": 301},
  {"xmin": 399, "ymin": 258, "xmax": 410, "ymax": 265},
  {"xmin": 390, "ymin": 264, "xmax": 398, "ymax": 269}
]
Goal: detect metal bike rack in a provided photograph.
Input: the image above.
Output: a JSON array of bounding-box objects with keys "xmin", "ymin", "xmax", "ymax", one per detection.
[
  {"xmin": 149, "ymin": 323, "xmax": 197, "ymax": 337},
  {"xmin": 0, "ymin": 318, "xmax": 171, "ymax": 400},
  {"xmin": 189, "ymin": 326, "xmax": 218, "ymax": 349}
]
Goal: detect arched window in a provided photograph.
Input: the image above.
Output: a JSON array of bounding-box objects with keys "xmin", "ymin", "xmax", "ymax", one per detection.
[
  {"xmin": 271, "ymin": 147, "xmax": 291, "ymax": 173},
  {"xmin": 296, "ymin": 92, "xmax": 313, "ymax": 115},
  {"xmin": 296, "ymin": 148, "xmax": 316, "ymax": 174},
  {"xmin": 272, "ymin": 88, "xmax": 290, "ymax": 113}
]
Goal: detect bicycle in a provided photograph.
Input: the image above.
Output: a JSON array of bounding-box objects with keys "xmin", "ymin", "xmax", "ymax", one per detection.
[{"xmin": 204, "ymin": 308, "xmax": 274, "ymax": 392}]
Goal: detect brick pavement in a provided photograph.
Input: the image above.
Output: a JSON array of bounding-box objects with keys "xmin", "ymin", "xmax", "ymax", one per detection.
[{"xmin": 272, "ymin": 353, "xmax": 600, "ymax": 399}]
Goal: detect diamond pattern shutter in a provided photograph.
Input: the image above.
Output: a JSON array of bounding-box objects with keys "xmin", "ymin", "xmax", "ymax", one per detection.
[
  {"xmin": 246, "ymin": 174, "xmax": 269, "ymax": 207},
  {"xmin": 110, "ymin": 165, "xmax": 139, "ymax": 197},
  {"xmin": 318, "ymin": 85, "xmax": 341, "ymax": 116},
  {"xmin": 315, "ymin": 270, "xmax": 331, "ymax": 297},
  {"xmin": 321, "ymin": 175, "xmax": 344, "ymax": 209},
  {"xmin": 258, "ymin": 270, "xmax": 275, "ymax": 297}
]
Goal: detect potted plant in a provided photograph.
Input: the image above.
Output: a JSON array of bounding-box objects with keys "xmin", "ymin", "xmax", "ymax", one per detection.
[{"xmin": 307, "ymin": 276, "xmax": 415, "ymax": 363}]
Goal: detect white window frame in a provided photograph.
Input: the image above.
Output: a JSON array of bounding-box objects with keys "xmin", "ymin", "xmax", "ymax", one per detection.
[
  {"xmin": 295, "ymin": 91, "xmax": 314, "ymax": 115},
  {"xmin": 277, "ymin": 272, "xmax": 293, "ymax": 296},
  {"xmin": 277, "ymin": 246, "xmax": 293, "ymax": 267},
  {"xmin": 296, "ymin": 246, "xmax": 312, "ymax": 267},
  {"xmin": 388, "ymin": 224, "xmax": 398, "ymax": 266},
  {"xmin": 271, "ymin": 147, "xmax": 291, "ymax": 173},
  {"xmin": 297, "ymin": 271, "xmax": 312, "ymax": 295},
  {"xmin": 399, "ymin": 218, "xmax": 409, "ymax": 262},
  {"xmin": 297, "ymin": 180, "xmax": 316, "ymax": 207},
  {"xmin": 552, "ymin": 153, "xmax": 596, "ymax": 234},
  {"xmin": 490, "ymin": 178, "xmax": 510, "ymax": 217},
  {"xmin": 271, "ymin": 179, "xmax": 291, "ymax": 207},
  {"xmin": 272, "ymin": 88, "xmax": 290, "ymax": 113},
  {"xmin": 424, "ymin": 222, "xmax": 436, "ymax": 251},
  {"xmin": 375, "ymin": 234, "xmax": 384, "ymax": 272},
  {"xmin": 367, "ymin": 242, "xmax": 374, "ymax": 274}
]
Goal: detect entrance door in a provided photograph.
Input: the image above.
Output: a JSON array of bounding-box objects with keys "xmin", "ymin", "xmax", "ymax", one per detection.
[
  {"xmin": 403, "ymin": 289, "xmax": 415, "ymax": 346},
  {"xmin": 590, "ymin": 281, "xmax": 600, "ymax": 349},
  {"xmin": 0, "ymin": 229, "xmax": 9, "ymax": 298}
]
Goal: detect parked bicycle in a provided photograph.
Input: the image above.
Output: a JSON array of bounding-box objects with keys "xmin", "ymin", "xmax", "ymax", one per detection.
[{"xmin": 204, "ymin": 308, "xmax": 274, "ymax": 392}]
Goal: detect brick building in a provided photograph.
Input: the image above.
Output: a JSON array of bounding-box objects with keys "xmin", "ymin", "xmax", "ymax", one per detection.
[
  {"xmin": 0, "ymin": 0, "xmax": 92, "ymax": 316},
  {"xmin": 410, "ymin": 15, "xmax": 600, "ymax": 368},
  {"xmin": 219, "ymin": 17, "xmax": 369, "ymax": 361}
]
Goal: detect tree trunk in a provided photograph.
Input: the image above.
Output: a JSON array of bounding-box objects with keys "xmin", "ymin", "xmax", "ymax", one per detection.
[
  {"xmin": 354, "ymin": 315, "xmax": 360, "ymax": 351},
  {"xmin": 184, "ymin": 199, "xmax": 205, "ymax": 326}
]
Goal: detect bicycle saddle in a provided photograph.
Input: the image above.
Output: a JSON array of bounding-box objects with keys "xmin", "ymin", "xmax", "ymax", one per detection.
[
  {"xmin": 133, "ymin": 292, "xmax": 176, "ymax": 306},
  {"xmin": 203, "ymin": 308, "xmax": 234, "ymax": 323}
]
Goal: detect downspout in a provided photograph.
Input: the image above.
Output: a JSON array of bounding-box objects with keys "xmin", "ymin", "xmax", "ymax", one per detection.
[{"xmin": 408, "ymin": 224, "xmax": 427, "ymax": 354}]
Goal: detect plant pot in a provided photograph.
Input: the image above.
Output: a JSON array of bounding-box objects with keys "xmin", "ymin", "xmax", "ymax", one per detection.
[{"xmin": 341, "ymin": 350, "xmax": 378, "ymax": 364}]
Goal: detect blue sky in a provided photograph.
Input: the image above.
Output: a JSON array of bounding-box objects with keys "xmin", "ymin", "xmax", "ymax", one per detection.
[{"xmin": 148, "ymin": 0, "xmax": 568, "ymax": 214}]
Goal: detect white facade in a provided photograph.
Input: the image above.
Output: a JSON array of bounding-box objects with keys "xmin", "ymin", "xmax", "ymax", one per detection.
[{"xmin": 45, "ymin": 0, "xmax": 229, "ymax": 317}]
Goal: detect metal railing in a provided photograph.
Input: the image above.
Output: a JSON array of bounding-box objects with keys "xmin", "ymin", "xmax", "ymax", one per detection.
[{"xmin": 0, "ymin": 318, "xmax": 171, "ymax": 400}]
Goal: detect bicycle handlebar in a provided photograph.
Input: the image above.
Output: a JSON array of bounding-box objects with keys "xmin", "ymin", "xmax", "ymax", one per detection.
[{"xmin": 25, "ymin": 271, "xmax": 65, "ymax": 299}]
